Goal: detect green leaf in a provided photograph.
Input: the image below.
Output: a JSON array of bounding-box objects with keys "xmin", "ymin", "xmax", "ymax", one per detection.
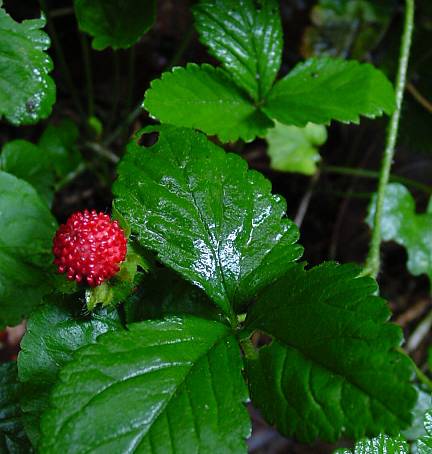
[
  {"xmin": 366, "ymin": 183, "xmax": 432, "ymax": 284},
  {"xmin": 0, "ymin": 172, "xmax": 58, "ymax": 329},
  {"xmin": 263, "ymin": 57, "xmax": 396, "ymax": 127},
  {"xmin": 417, "ymin": 410, "xmax": 432, "ymax": 453},
  {"xmin": 113, "ymin": 126, "xmax": 303, "ymax": 319},
  {"xmin": 334, "ymin": 434, "xmax": 409, "ymax": 454},
  {"xmin": 143, "ymin": 63, "xmax": 273, "ymax": 143},
  {"xmin": 40, "ymin": 316, "xmax": 250, "ymax": 453},
  {"xmin": 17, "ymin": 302, "xmax": 122, "ymax": 446},
  {"xmin": 245, "ymin": 262, "xmax": 416, "ymax": 442},
  {"xmin": 193, "ymin": 0, "xmax": 282, "ymax": 101},
  {"xmin": 125, "ymin": 268, "xmax": 224, "ymax": 323},
  {"xmin": 0, "ymin": 140, "xmax": 55, "ymax": 206},
  {"xmin": 0, "ymin": 362, "xmax": 33, "ymax": 453},
  {"xmin": 74, "ymin": 0, "xmax": 156, "ymax": 50},
  {"xmin": 266, "ymin": 122, "xmax": 327, "ymax": 175},
  {"xmin": 38, "ymin": 119, "xmax": 82, "ymax": 180},
  {"xmin": 0, "ymin": 6, "xmax": 55, "ymax": 125}
]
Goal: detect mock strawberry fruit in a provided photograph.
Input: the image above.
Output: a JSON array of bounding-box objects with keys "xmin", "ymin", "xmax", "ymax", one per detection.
[{"xmin": 53, "ymin": 210, "xmax": 127, "ymax": 287}]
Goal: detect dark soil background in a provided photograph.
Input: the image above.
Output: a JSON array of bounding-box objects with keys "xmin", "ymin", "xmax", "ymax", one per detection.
[{"xmin": 1, "ymin": 0, "xmax": 432, "ymax": 452}]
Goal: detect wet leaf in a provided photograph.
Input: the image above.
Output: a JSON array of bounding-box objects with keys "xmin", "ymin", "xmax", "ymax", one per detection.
[
  {"xmin": 193, "ymin": 0, "xmax": 282, "ymax": 101},
  {"xmin": 266, "ymin": 122, "xmax": 327, "ymax": 175},
  {"xmin": 417, "ymin": 410, "xmax": 432, "ymax": 453},
  {"xmin": 113, "ymin": 126, "xmax": 303, "ymax": 318},
  {"xmin": 40, "ymin": 316, "xmax": 250, "ymax": 453},
  {"xmin": 334, "ymin": 434, "xmax": 408, "ymax": 454},
  {"xmin": 0, "ymin": 5, "xmax": 55, "ymax": 125},
  {"xmin": 245, "ymin": 263, "xmax": 416, "ymax": 442},
  {"xmin": 144, "ymin": 63, "xmax": 273, "ymax": 143},
  {"xmin": 263, "ymin": 57, "xmax": 395, "ymax": 127}
]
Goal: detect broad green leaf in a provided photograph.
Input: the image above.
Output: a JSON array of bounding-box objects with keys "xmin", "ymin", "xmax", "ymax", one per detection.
[
  {"xmin": 245, "ymin": 262, "xmax": 416, "ymax": 442},
  {"xmin": 0, "ymin": 172, "xmax": 57, "ymax": 329},
  {"xmin": 143, "ymin": 63, "xmax": 273, "ymax": 143},
  {"xmin": 38, "ymin": 119, "xmax": 82, "ymax": 180},
  {"xmin": 193, "ymin": 0, "xmax": 282, "ymax": 101},
  {"xmin": 0, "ymin": 6, "xmax": 55, "ymax": 125},
  {"xmin": 0, "ymin": 140, "xmax": 55, "ymax": 206},
  {"xmin": 113, "ymin": 126, "xmax": 303, "ymax": 319},
  {"xmin": 125, "ymin": 268, "xmax": 224, "ymax": 323},
  {"xmin": 334, "ymin": 434, "xmax": 408, "ymax": 454},
  {"xmin": 40, "ymin": 316, "xmax": 251, "ymax": 453},
  {"xmin": 417, "ymin": 410, "xmax": 432, "ymax": 453},
  {"xmin": 17, "ymin": 302, "xmax": 122, "ymax": 446},
  {"xmin": 0, "ymin": 362, "xmax": 33, "ymax": 453},
  {"xmin": 74, "ymin": 0, "xmax": 156, "ymax": 50},
  {"xmin": 367, "ymin": 183, "xmax": 432, "ymax": 284},
  {"xmin": 266, "ymin": 122, "xmax": 327, "ymax": 175},
  {"xmin": 263, "ymin": 57, "xmax": 395, "ymax": 127}
]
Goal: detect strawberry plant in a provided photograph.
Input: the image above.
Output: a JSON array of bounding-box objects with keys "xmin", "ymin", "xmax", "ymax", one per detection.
[{"xmin": 1, "ymin": 0, "xmax": 432, "ymax": 453}]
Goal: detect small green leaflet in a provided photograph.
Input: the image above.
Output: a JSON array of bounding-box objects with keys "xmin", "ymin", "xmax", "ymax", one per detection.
[
  {"xmin": 0, "ymin": 5, "xmax": 55, "ymax": 125},
  {"xmin": 334, "ymin": 434, "xmax": 409, "ymax": 454},
  {"xmin": 0, "ymin": 172, "xmax": 58, "ymax": 329},
  {"xmin": 113, "ymin": 126, "xmax": 303, "ymax": 319},
  {"xmin": 74, "ymin": 0, "xmax": 156, "ymax": 50},
  {"xmin": 17, "ymin": 302, "xmax": 122, "ymax": 445},
  {"xmin": 266, "ymin": 122, "xmax": 327, "ymax": 175},
  {"xmin": 0, "ymin": 362, "xmax": 33, "ymax": 453},
  {"xmin": 367, "ymin": 183, "xmax": 432, "ymax": 284},
  {"xmin": 144, "ymin": 64, "xmax": 273, "ymax": 143},
  {"xmin": 40, "ymin": 316, "xmax": 251, "ymax": 453},
  {"xmin": 263, "ymin": 57, "xmax": 396, "ymax": 127},
  {"xmin": 193, "ymin": 0, "xmax": 282, "ymax": 101},
  {"xmin": 245, "ymin": 263, "xmax": 416, "ymax": 442}
]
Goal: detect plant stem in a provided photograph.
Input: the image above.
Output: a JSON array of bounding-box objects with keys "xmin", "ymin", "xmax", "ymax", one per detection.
[
  {"xmin": 322, "ymin": 165, "xmax": 432, "ymax": 195},
  {"xmin": 79, "ymin": 33, "xmax": 94, "ymax": 118},
  {"xmin": 365, "ymin": 0, "xmax": 415, "ymax": 279}
]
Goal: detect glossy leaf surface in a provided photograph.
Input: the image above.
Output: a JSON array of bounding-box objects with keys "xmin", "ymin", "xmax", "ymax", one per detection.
[
  {"xmin": 0, "ymin": 6, "xmax": 55, "ymax": 125},
  {"xmin": 40, "ymin": 316, "xmax": 250, "ymax": 453},
  {"xmin": 74, "ymin": 0, "xmax": 156, "ymax": 50},
  {"xmin": 193, "ymin": 0, "xmax": 282, "ymax": 101},
  {"xmin": 114, "ymin": 126, "xmax": 303, "ymax": 317},
  {"xmin": 335, "ymin": 434, "xmax": 408, "ymax": 454},
  {"xmin": 263, "ymin": 57, "xmax": 395, "ymax": 127},
  {"xmin": 266, "ymin": 122, "xmax": 327, "ymax": 175},
  {"xmin": 367, "ymin": 183, "xmax": 432, "ymax": 284},
  {"xmin": 0, "ymin": 172, "xmax": 57, "ymax": 329},
  {"xmin": 18, "ymin": 302, "xmax": 122, "ymax": 445},
  {"xmin": 417, "ymin": 410, "xmax": 432, "ymax": 453},
  {"xmin": 0, "ymin": 362, "xmax": 33, "ymax": 453},
  {"xmin": 246, "ymin": 263, "xmax": 416, "ymax": 442},
  {"xmin": 143, "ymin": 63, "xmax": 273, "ymax": 142}
]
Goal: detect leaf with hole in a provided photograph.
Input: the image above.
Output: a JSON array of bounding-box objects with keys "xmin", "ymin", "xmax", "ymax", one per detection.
[{"xmin": 40, "ymin": 316, "xmax": 250, "ymax": 453}]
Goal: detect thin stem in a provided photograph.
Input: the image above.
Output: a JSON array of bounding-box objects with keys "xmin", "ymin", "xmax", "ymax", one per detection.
[
  {"xmin": 79, "ymin": 33, "xmax": 94, "ymax": 118},
  {"xmin": 39, "ymin": 0, "xmax": 84, "ymax": 118},
  {"xmin": 365, "ymin": 0, "xmax": 415, "ymax": 278},
  {"xmin": 407, "ymin": 82, "xmax": 432, "ymax": 113},
  {"xmin": 396, "ymin": 347, "xmax": 432, "ymax": 392},
  {"xmin": 106, "ymin": 50, "xmax": 121, "ymax": 133},
  {"xmin": 322, "ymin": 165, "xmax": 432, "ymax": 194}
]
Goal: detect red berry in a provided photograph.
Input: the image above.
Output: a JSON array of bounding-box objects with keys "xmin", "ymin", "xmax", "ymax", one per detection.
[{"xmin": 53, "ymin": 210, "xmax": 127, "ymax": 287}]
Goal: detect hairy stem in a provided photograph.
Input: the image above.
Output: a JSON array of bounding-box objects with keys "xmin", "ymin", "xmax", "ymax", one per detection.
[{"xmin": 365, "ymin": 0, "xmax": 415, "ymax": 279}]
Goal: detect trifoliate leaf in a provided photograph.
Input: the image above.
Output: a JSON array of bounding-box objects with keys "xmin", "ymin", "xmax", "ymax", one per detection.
[
  {"xmin": 0, "ymin": 362, "xmax": 33, "ymax": 453},
  {"xmin": 0, "ymin": 6, "xmax": 55, "ymax": 125},
  {"xmin": 417, "ymin": 410, "xmax": 432, "ymax": 453},
  {"xmin": 113, "ymin": 126, "xmax": 303, "ymax": 319},
  {"xmin": 367, "ymin": 183, "xmax": 432, "ymax": 284},
  {"xmin": 0, "ymin": 140, "xmax": 55, "ymax": 206},
  {"xmin": 40, "ymin": 316, "xmax": 251, "ymax": 453},
  {"xmin": 143, "ymin": 63, "xmax": 273, "ymax": 143},
  {"xmin": 334, "ymin": 434, "xmax": 409, "ymax": 454},
  {"xmin": 245, "ymin": 262, "xmax": 416, "ymax": 442},
  {"xmin": 263, "ymin": 57, "xmax": 395, "ymax": 127},
  {"xmin": 74, "ymin": 0, "xmax": 156, "ymax": 50},
  {"xmin": 17, "ymin": 302, "xmax": 122, "ymax": 445},
  {"xmin": 0, "ymin": 172, "xmax": 58, "ymax": 329},
  {"xmin": 193, "ymin": 0, "xmax": 282, "ymax": 101},
  {"xmin": 266, "ymin": 122, "xmax": 327, "ymax": 175}
]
